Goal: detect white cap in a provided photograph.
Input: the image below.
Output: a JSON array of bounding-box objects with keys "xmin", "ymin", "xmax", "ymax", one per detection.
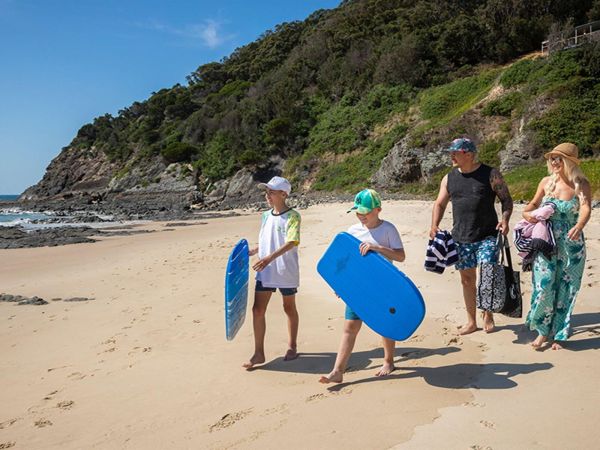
[{"xmin": 258, "ymin": 176, "xmax": 291, "ymax": 194}]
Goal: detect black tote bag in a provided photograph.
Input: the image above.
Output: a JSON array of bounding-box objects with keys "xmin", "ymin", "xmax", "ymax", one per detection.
[
  {"xmin": 476, "ymin": 233, "xmax": 522, "ymax": 316},
  {"xmin": 476, "ymin": 233, "xmax": 507, "ymax": 313},
  {"xmin": 499, "ymin": 235, "xmax": 522, "ymax": 318}
]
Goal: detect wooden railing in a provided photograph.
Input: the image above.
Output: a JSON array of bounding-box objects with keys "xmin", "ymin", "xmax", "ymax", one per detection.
[{"xmin": 542, "ymin": 20, "xmax": 600, "ymax": 54}]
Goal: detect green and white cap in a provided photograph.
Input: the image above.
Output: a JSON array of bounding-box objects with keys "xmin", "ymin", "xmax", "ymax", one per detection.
[{"xmin": 348, "ymin": 189, "xmax": 382, "ymax": 214}]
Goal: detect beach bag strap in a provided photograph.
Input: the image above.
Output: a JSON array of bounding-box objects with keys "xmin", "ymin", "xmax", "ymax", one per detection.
[
  {"xmin": 499, "ymin": 235, "xmax": 523, "ymax": 318},
  {"xmin": 502, "ymin": 233, "xmax": 514, "ymax": 270},
  {"xmin": 496, "ymin": 232, "xmax": 506, "ymax": 265}
]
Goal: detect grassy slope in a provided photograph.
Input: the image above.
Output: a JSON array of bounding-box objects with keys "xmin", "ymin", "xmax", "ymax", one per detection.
[{"xmin": 294, "ymin": 47, "xmax": 599, "ymax": 200}]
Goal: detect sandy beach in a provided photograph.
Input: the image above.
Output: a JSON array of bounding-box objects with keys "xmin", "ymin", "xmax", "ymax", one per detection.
[{"xmin": 1, "ymin": 200, "xmax": 599, "ymax": 449}]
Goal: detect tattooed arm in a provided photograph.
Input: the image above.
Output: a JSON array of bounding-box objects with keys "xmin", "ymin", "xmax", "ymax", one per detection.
[{"xmin": 490, "ymin": 167, "xmax": 513, "ymax": 236}]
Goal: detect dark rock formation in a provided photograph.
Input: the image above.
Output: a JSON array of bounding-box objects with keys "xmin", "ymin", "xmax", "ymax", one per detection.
[
  {"xmin": 0, "ymin": 226, "xmax": 97, "ymax": 249},
  {"xmin": 371, "ymin": 137, "xmax": 422, "ymax": 189},
  {"xmin": 0, "ymin": 293, "xmax": 93, "ymax": 305},
  {"xmin": 20, "ymin": 147, "xmax": 118, "ymax": 199},
  {"xmin": 0, "ymin": 294, "xmax": 48, "ymax": 305},
  {"xmin": 0, "ymin": 225, "xmax": 160, "ymax": 249},
  {"xmin": 500, "ymin": 95, "xmax": 554, "ymax": 172}
]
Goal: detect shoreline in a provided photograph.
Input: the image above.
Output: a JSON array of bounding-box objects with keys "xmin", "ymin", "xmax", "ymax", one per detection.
[{"xmin": 1, "ymin": 199, "xmax": 599, "ymax": 449}]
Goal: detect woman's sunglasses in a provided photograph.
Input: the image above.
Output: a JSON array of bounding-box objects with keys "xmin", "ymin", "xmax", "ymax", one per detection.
[{"xmin": 550, "ymin": 155, "xmax": 563, "ymax": 163}]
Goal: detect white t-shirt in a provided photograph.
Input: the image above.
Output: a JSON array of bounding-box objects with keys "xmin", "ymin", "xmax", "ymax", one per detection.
[
  {"xmin": 256, "ymin": 209, "xmax": 301, "ymax": 288},
  {"xmin": 347, "ymin": 220, "xmax": 403, "ymax": 261}
]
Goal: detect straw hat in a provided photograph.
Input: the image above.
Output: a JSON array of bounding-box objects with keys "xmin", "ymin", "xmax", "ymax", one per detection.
[{"xmin": 544, "ymin": 142, "xmax": 580, "ymax": 165}]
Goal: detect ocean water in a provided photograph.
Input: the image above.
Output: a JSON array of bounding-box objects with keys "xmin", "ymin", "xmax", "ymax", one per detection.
[
  {"xmin": 0, "ymin": 194, "xmax": 144, "ymax": 230},
  {"xmin": 0, "ymin": 194, "xmax": 53, "ymax": 227}
]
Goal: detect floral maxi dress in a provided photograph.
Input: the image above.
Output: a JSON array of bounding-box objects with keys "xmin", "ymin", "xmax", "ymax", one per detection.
[{"xmin": 526, "ymin": 197, "xmax": 586, "ymax": 341}]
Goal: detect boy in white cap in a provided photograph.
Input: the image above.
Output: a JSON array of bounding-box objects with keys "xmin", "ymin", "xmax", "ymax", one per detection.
[
  {"xmin": 319, "ymin": 189, "xmax": 405, "ymax": 383},
  {"xmin": 243, "ymin": 176, "xmax": 302, "ymax": 369}
]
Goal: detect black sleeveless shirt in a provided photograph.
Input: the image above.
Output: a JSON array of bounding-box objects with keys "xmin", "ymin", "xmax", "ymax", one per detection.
[{"xmin": 447, "ymin": 164, "xmax": 498, "ymax": 243}]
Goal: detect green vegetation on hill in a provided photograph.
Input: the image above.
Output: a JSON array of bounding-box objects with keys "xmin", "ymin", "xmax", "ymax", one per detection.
[
  {"xmin": 495, "ymin": 46, "xmax": 600, "ymax": 157},
  {"xmin": 63, "ymin": 0, "xmax": 599, "ymax": 195}
]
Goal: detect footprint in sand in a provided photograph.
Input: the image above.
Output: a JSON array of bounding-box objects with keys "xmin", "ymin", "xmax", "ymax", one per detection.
[
  {"xmin": 0, "ymin": 441, "xmax": 16, "ymax": 449},
  {"xmin": 68, "ymin": 372, "xmax": 86, "ymax": 380},
  {"xmin": 43, "ymin": 390, "xmax": 60, "ymax": 400},
  {"xmin": 306, "ymin": 394, "xmax": 325, "ymax": 402},
  {"xmin": 329, "ymin": 387, "xmax": 353, "ymax": 395},
  {"xmin": 0, "ymin": 418, "xmax": 20, "ymax": 430},
  {"xmin": 129, "ymin": 346, "xmax": 152, "ymax": 355},
  {"xmin": 57, "ymin": 401, "xmax": 74, "ymax": 410},
  {"xmin": 261, "ymin": 404, "xmax": 289, "ymax": 415},
  {"xmin": 479, "ymin": 420, "xmax": 496, "ymax": 429},
  {"xmin": 446, "ymin": 336, "xmax": 461, "ymax": 346},
  {"xmin": 47, "ymin": 366, "xmax": 70, "ymax": 373},
  {"xmin": 209, "ymin": 408, "xmax": 253, "ymax": 432},
  {"xmin": 463, "ymin": 401, "xmax": 486, "ymax": 407},
  {"xmin": 34, "ymin": 419, "xmax": 53, "ymax": 428}
]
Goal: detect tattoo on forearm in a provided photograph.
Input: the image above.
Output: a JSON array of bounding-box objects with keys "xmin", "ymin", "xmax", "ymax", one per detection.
[{"xmin": 490, "ymin": 169, "xmax": 513, "ymax": 220}]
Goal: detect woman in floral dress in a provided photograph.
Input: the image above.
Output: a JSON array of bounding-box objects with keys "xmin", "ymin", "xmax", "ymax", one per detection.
[{"xmin": 522, "ymin": 143, "xmax": 592, "ymax": 350}]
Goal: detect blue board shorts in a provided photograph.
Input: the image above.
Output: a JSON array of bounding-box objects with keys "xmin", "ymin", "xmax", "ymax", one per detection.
[
  {"xmin": 455, "ymin": 235, "xmax": 499, "ymax": 270},
  {"xmin": 345, "ymin": 305, "xmax": 361, "ymax": 321},
  {"xmin": 255, "ymin": 280, "xmax": 297, "ymax": 296}
]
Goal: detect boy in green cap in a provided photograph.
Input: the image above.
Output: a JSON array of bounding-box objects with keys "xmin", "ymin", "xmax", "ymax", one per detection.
[{"xmin": 319, "ymin": 189, "xmax": 406, "ymax": 384}]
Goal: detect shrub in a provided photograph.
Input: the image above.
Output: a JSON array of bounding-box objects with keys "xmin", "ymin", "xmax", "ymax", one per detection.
[
  {"xmin": 419, "ymin": 69, "xmax": 498, "ymax": 123},
  {"xmin": 306, "ymin": 84, "xmax": 412, "ymax": 158},
  {"xmin": 195, "ymin": 131, "xmax": 236, "ymax": 181},
  {"xmin": 499, "ymin": 58, "xmax": 543, "ymax": 88},
  {"xmin": 477, "ymin": 138, "xmax": 507, "ymax": 167},
  {"xmin": 529, "ymin": 82, "xmax": 600, "ymax": 155},
  {"xmin": 482, "ymin": 92, "xmax": 523, "ymax": 117},
  {"xmin": 312, "ymin": 124, "xmax": 407, "ymax": 191},
  {"xmin": 160, "ymin": 142, "xmax": 198, "ymax": 163}
]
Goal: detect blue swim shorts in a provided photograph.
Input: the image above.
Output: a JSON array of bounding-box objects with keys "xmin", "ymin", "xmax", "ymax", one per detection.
[
  {"xmin": 345, "ymin": 305, "xmax": 361, "ymax": 321},
  {"xmin": 255, "ymin": 280, "xmax": 297, "ymax": 296},
  {"xmin": 455, "ymin": 235, "xmax": 499, "ymax": 270}
]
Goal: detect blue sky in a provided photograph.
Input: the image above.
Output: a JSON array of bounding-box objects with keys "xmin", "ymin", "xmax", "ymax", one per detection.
[{"xmin": 0, "ymin": 0, "xmax": 341, "ymax": 194}]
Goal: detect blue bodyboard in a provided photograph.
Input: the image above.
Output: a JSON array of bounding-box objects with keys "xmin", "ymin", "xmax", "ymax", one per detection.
[
  {"xmin": 225, "ymin": 239, "xmax": 249, "ymax": 341},
  {"xmin": 317, "ymin": 232, "xmax": 425, "ymax": 341}
]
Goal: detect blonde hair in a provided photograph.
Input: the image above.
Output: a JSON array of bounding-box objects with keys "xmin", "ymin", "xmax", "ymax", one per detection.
[{"xmin": 545, "ymin": 157, "xmax": 589, "ymax": 202}]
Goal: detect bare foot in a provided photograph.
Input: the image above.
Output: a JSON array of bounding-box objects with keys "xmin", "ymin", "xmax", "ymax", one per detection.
[
  {"xmin": 375, "ymin": 362, "xmax": 395, "ymax": 377},
  {"xmin": 283, "ymin": 348, "xmax": 298, "ymax": 361},
  {"xmin": 319, "ymin": 370, "xmax": 343, "ymax": 384},
  {"xmin": 482, "ymin": 312, "xmax": 495, "ymax": 333},
  {"xmin": 551, "ymin": 342, "xmax": 563, "ymax": 350},
  {"xmin": 242, "ymin": 353, "xmax": 265, "ymax": 369},
  {"xmin": 531, "ymin": 335, "xmax": 548, "ymax": 351},
  {"xmin": 458, "ymin": 323, "xmax": 478, "ymax": 335}
]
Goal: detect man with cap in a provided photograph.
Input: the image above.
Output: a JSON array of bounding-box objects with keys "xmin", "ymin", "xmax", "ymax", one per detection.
[
  {"xmin": 429, "ymin": 137, "xmax": 513, "ymax": 334},
  {"xmin": 243, "ymin": 176, "xmax": 302, "ymax": 369}
]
